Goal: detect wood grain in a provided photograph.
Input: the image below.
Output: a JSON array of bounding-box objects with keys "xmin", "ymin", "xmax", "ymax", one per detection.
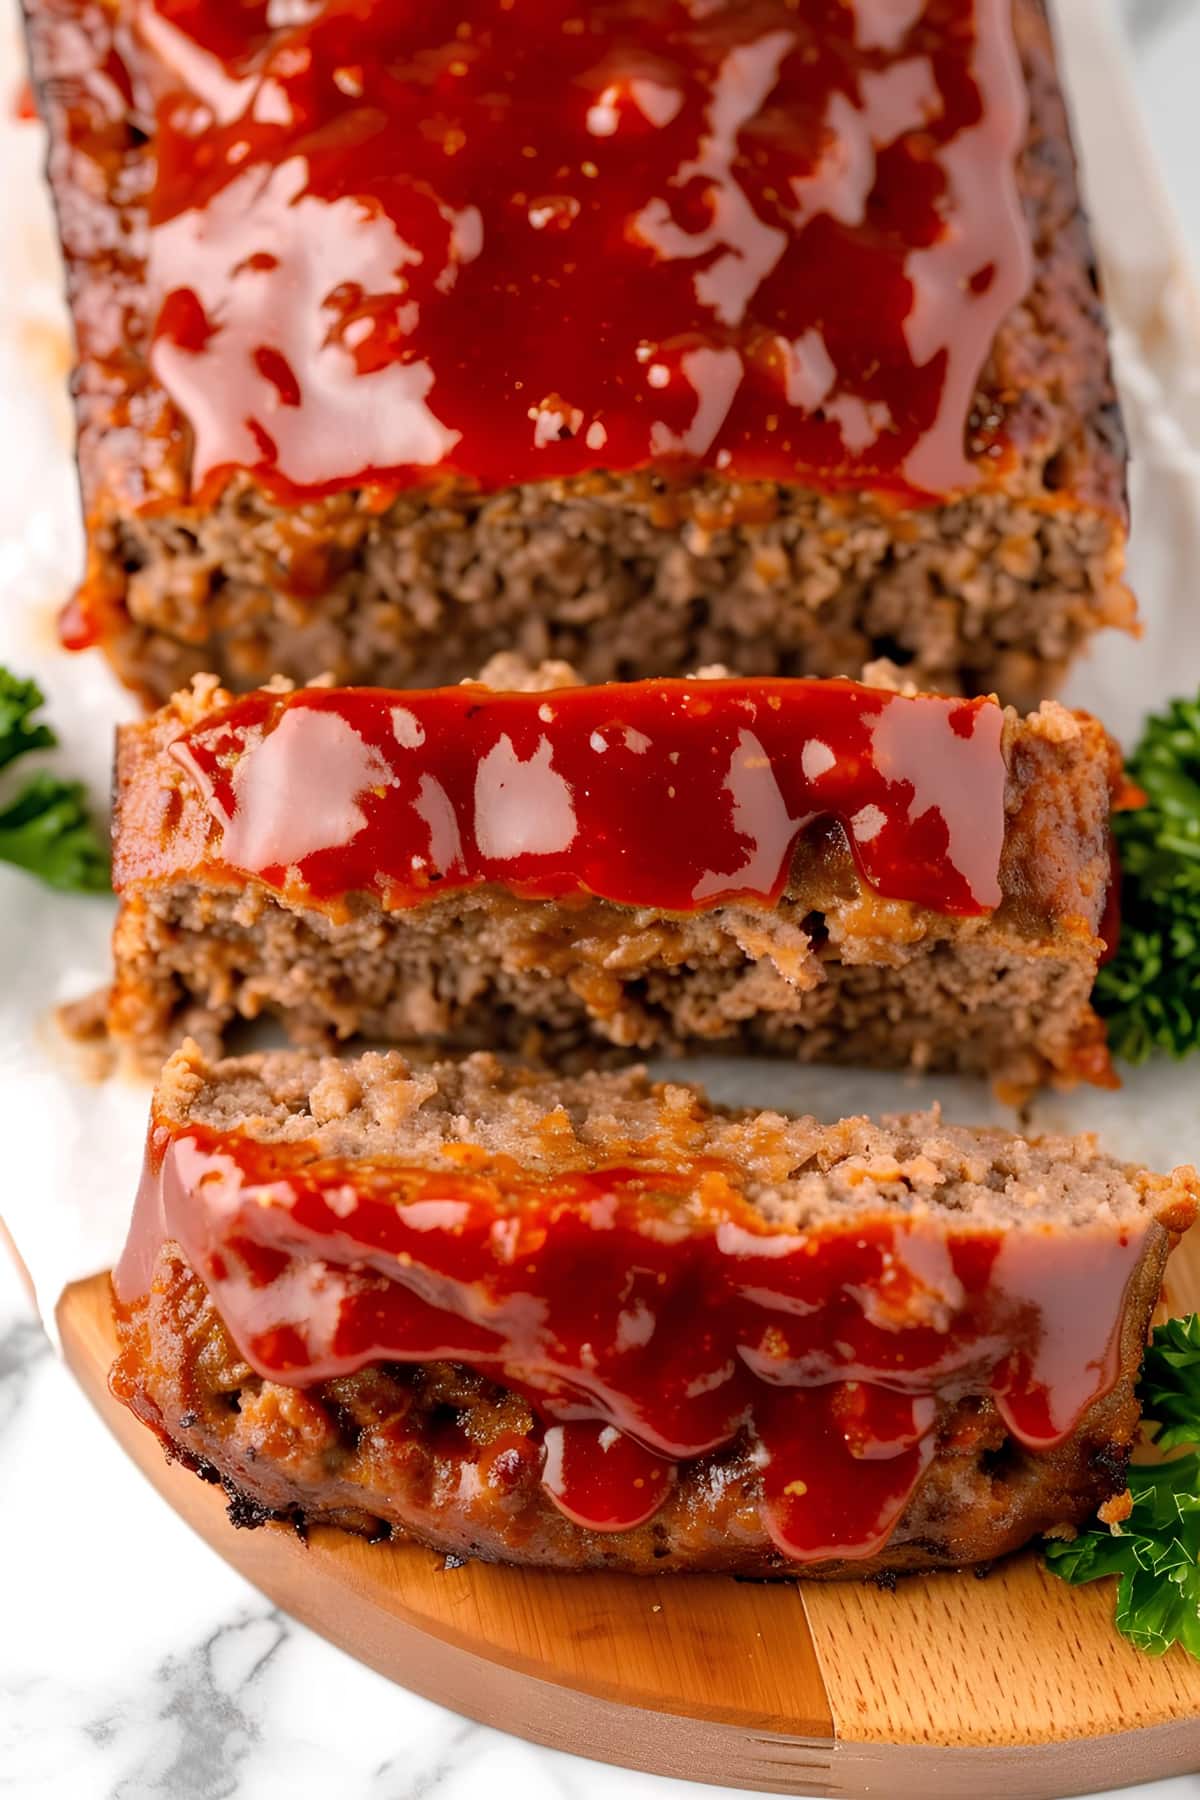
[
  {"xmin": 803, "ymin": 1552, "xmax": 1200, "ymax": 1747},
  {"xmin": 51, "ymin": 1264, "xmax": 1200, "ymax": 1797}
]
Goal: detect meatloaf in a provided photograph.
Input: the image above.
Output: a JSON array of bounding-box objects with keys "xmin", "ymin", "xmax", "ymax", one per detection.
[
  {"xmin": 26, "ymin": 0, "xmax": 1129, "ymax": 709},
  {"xmin": 108, "ymin": 665, "xmax": 1121, "ymax": 1089},
  {"xmin": 111, "ymin": 1044, "xmax": 1199, "ymax": 1576}
]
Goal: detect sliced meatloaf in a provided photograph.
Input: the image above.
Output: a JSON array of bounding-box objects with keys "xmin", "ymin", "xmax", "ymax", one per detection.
[
  {"xmin": 111, "ymin": 1044, "xmax": 1199, "ymax": 1576},
  {"xmin": 109, "ymin": 668, "xmax": 1121, "ymax": 1090},
  {"xmin": 27, "ymin": 0, "xmax": 1128, "ymax": 709}
]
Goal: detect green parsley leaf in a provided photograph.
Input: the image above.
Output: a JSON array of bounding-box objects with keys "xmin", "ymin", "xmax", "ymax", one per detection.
[
  {"xmin": 1096, "ymin": 691, "xmax": 1200, "ymax": 1062},
  {"xmin": 1045, "ymin": 1315, "xmax": 1200, "ymax": 1658},
  {"xmin": 1045, "ymin": 1458, "xmax": 1200, "ymax": 1658},
  {"xmin": 0, "ymin": 667, "xmax": 56, "ymax": 772},
  {"xmin": 1141, "ymin": 1314, "xmax": 1200, "ymax": 1453},
  {"xmin": 0, "ymin": 667, "xmax": 108, "ymax": 892}
]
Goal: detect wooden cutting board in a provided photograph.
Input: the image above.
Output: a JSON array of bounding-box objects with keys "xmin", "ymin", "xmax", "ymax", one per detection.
[{"xmin": 51, "ymin": 1229, "xmax": 1200, "ymax": 1800}]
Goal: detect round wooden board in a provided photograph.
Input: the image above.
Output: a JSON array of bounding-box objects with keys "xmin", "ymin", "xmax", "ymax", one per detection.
[{"xmin": 51, "ymin": 1251, "xmax": 1200, "ymax": 1800}]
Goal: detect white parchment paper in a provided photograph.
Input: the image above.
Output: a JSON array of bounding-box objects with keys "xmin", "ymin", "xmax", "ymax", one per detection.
[{"xmin": 0, "ymin": 0, "xmax": 1198, "ymax": 1341}]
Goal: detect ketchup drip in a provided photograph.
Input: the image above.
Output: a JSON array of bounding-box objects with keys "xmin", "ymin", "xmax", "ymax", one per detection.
[
  {"xmin": 116, "ymin": 1126, "xmax": 1148, "ymax": 1563},
  {"xmin": 103, "ymin": 0, "xmax": 1032, "ymax": 507},
  {"xmin": 542, "ymin": 1424, "xmax": 676, "ymax": 1531},
  {"xmin": 135, "ymin": 678, "xmax": 1008, "ymax": 919},
  {"xmin": 757, "ymin": 1386, "xmax": 937, "ymax": 1562}
]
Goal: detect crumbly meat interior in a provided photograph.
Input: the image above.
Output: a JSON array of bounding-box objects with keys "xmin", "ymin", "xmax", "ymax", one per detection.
[
  {"xmin": 160, "ymin": 1043, "xmax": 1194, "ymax": 1234},
  {"xmin": 95, "ymin": 480, "xmax": 1130, "ymax": 713},
  {"xmin": 110, "ymin": 882, "xmax": 1110, "ymax": 1090}
]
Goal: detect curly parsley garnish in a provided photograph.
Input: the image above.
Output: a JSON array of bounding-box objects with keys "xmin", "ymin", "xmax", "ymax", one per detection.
[
  {"xmin": 1044, "ymin": 1315, "xmax": 1200, "ymax": 1658},
  {"xmin": 1096, "ymin": 692, "xmax": 1200, "ymax": 1063},
  {"xmin": 0, "ymin": 668, "xmax": 108, "ymax": 892}
]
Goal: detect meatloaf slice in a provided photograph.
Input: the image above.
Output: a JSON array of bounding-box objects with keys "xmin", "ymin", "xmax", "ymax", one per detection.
[
  {"xmin": 26, "ymin": 0, "xmax": 1129, "ymax": 709},
  {"xmin": 109, "ymin": 668, "xmax": 1121, "ymax": 1090},
  {"xmin": 111, "ymin": 1044, "xmax": 1199, "ymax": 1577}
]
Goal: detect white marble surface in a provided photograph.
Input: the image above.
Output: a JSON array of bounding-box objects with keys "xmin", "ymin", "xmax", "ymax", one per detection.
[
  {"xmin": 1119, "ymin": 0, "xmax": 1200, "ymax": 261},
  {"xmin": 6, "ymin": 4, "xmax": 1200, "ymax": 1798}
]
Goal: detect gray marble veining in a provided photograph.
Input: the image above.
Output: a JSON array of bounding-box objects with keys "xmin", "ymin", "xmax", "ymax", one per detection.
[
  {"xmin": 97, "ymin": 1611, "xmax": 290, "ymax": 1800},
  {"xmin": 1119, "ymin": 0, "xmax": 1198, "ymax": 45},
  {"xmin": 0, "ymin": 1311, "xmax": 49, "ymax": 1440}
]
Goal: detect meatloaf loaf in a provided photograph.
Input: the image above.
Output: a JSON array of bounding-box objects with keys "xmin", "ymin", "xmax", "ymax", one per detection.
[
  {"xmin": 111, "ymin": 1044, "xmax": 1199, "ymax": 1576},
  {"xmin": 27, "ymin": 0, "xmax": 1129, "ymax": 709},
  {"xmin": 109, "ymin": 666, "xmax": 1121, "ymax": 1089}
]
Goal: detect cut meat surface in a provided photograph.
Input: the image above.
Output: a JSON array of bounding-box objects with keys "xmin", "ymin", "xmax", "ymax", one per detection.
[
  {"xmin": 111, "ymin": 1045, "xmax": 1199, "ymax": 1576},
  {"xmin": 108, "ymin": 670, "xmax": 1122, "ymax": 1090},
  {"xmin": 25, "ymin": 0, "xmax": 1130, "ymax": 707}
]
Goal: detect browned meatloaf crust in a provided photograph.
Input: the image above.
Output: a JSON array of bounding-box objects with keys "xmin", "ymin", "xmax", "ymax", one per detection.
[
  {"xmin": 111, "ymin": 1046, "xmax": 1199, "ymax": 1576},
  {"xmin": 107, "ymin": 667, "xmax": 1121, "ymax": 1090},
  {"xmin": 26, "ymin": 0, "xmax": 1129, "ymax": 709}
]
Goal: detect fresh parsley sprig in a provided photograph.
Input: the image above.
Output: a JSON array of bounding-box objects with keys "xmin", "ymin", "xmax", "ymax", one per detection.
[
  {"xmin": 1141, "ymin": 1314, "xmax": 1200, "ymax": 1453},
  {"xmin": 1045, "ymin": 1456, "xmax": 1200, "ymax": 1659},
  {"xmin": 1044, "ymin": 1315, "xmax": 1200, "ymax": 1658},
  {"xmin": 0, "ymin": 668, "xmax": 55, "ymax": 770},
  {"xmin": 0, "ymin": 668, "xmax": 108, "ymax": 892},
  {"xmin": 1096, "ymin": 692, "xmax": 1200, "ymax": 1063}
]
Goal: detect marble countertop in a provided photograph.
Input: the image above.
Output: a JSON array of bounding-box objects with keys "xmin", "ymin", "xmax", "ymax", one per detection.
[{"xmin": 5, "ymin": 3, "xmax": 1200, "ymax": 1797}]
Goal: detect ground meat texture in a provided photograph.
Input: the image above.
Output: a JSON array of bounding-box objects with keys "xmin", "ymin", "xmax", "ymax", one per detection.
[
  {"xmin": 107, "ymin": 675, "xmax": 1122, "ymax": 1091},
  {"xmin": 109, "ymin": 1047, "xmax": 1199, "ymax": 1577},
  {"xmin": 25, "ymin": 0, "xmax": 1130, "ymax": 710}
]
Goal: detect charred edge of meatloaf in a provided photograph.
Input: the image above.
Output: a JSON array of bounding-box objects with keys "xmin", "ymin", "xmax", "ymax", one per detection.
[{"xmin": 109, "ymin": 1227, "xmax": 1170, "ymax": 1580}]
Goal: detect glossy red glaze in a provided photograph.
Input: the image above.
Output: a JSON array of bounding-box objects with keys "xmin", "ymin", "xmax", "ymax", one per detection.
[
  {"xmin": 57, "ymin": 590, "xmax": 101, "ymax": 652},
  {"xmin": 116, "ymin": 1125, "xmax": 1147, "ymax": 1562},
  {"xmin": 150, "ymin": 678, "xmax": 1007, "ymax": 918},
  {"xmin": 121, "ymin": 0, "xmax": 1031, "ymax": 506},
  {"xmin": 542, "ymin": 1422, "xmax": 677, "ymax": 1531}
]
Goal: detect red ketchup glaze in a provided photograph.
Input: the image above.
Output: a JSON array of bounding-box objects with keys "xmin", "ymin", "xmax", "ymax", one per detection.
[
  {"xmin": 57, "ymin": 591, "xmax": 101, "ymax": 652},
  {"xmin": 542, "ymin": 1423, "xmax": 676, "ymax": 1531},
  {"xmin": 116, "ymin": 1126, "xmax": 1148, "ymax": 1563},
  {"xmin": 126, "ymin": 0, "xmax": 1031, "ymax": 507},
  {"xmin": 154, "ymin": 678, "xmax": 1008, "ymax": 918}
]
